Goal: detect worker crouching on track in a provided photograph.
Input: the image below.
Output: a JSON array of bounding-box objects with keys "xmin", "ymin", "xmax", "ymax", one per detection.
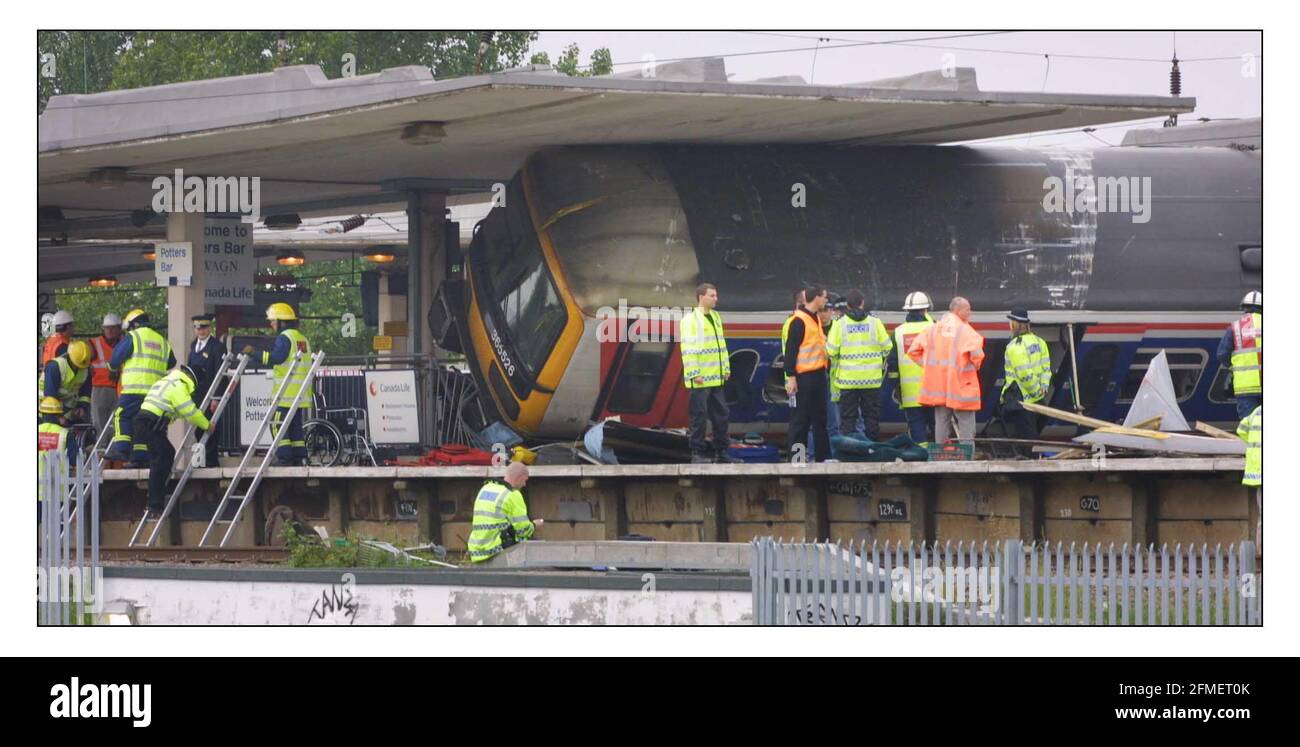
[
  {"xmin": 136, "ymin": 366, "xmax": 210, "ymax": 514},
  {"xmin": 467, "ymin": 462, "xmax": 543, "ymax": 563},
  {"xmin": 999, "ymin": 309, "xmax": 1052, "ymax": 456}
]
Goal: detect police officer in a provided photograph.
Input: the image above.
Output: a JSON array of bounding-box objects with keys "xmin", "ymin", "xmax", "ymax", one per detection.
[
  {"xmin": 188, "ymin": 314, "xmax": 227, "ymax": 467},
  {"xmin": 40, "ymin": 340, "xmax": 92, "ymax": 426},
  {"xmin": 888, "ymin": 291, "xmax": 936, "ymax": 444},
  {"xmin": 1218, "ymin": 291, "xmax": 1262, "ymax": 421},
  {"xmin": 1237, "ymin": 404, "xmax": 1261, "ymax": 551},
  {"xmin": 827, "ymin": 290, "xmax": 892, "ymax": 441},
  {"xmin": 466, "ymin": 461, "xmax": 543, "ymax": 563},
  {"xmin": 1000, "ymin": 309, "xmax": 1052, "ymax": 455},
  {"xmin": 136, "ymin": 366, "xmax": 210, "ymax": 513},
  {"xmin": 243, "ymin": 303, "xmax": 313, "ymax": 466},
  {"xmin": 105, "ymin": 309, "xmax": 175, "ymax": 465}
]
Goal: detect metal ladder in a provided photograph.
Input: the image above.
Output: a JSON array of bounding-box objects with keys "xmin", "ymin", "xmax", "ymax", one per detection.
[
  {"xmin": 58, "ymin": 390, "xmax": 121, "ymax": 538},
  {"xmin": 128, "ymin": 353, "xmax": 250, "ymax": 546},
  {"xmin": 199, "ymin": 350, "xmax": 325, "ymax": 547}
]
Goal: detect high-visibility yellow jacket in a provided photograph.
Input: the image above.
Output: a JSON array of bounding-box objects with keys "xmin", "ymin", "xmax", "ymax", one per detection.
[
  {"xmin": 262, "ymin": 328, "xmax": 315, "ymax": 407},
  {"xmin": 38, "ymin": 421, "xmax": 69, "ymax": 500},
  {"xmin": 1229, "ymin": 312, "xmax": 1262, "ymax": 397},
  {"xmin": 827, "ymin": 313, "xmax": 891, "ymax": 390},
  {"xmin": 1237, "ymin": 405, "xmax": 1261, "ymax": 487},
  {"xmin": 467, "ymin": 480, "xmax": 536, "ymax": 562},
  {"xmin": 679, "ymin": 308, "xmax": 729, "ymax": 389},
  {"xmin": 891, "ymin": 317, "xmax": 934, "ymax": 408},
  {"xmin": 141, "ymin": 370, "xmax": 210, "ymax": 430},
  {"xmin": 1001, "ymin": 332, "xmax": 1051, "ymax": 404},
  {"xmin": 118, "ymin": 327, "xmax": 172, "ymax": 396}
]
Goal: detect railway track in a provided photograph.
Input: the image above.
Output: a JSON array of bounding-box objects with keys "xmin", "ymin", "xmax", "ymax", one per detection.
[{"xmin": 100, "ymin": 546, "xmax": 289, "ymax": 564}]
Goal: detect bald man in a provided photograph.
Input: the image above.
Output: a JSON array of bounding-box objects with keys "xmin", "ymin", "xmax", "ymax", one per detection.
[
  {"xmin": 466, "ymin": 461, "xmax": 544, "ymax": 563},
  {"xmin": 908, "ymin": 296, "xmax": 985, "ymax": 445}
]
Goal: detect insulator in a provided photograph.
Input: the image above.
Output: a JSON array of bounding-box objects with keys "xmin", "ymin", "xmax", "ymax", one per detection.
[{"xmin": 1170, "ymin": 58, "xmax": 1182, "ymax": 97}]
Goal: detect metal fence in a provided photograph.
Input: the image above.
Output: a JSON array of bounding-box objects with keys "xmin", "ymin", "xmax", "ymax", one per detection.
[
  {"xmin": 750, "ymin": 538, "xmax": 1260, "ymax": 626},
  {"xmin": 38, "ymin": 450, "xmax": 101, "ymax": 626},
  {"xmin": 214, "ymin": 354, "xmax": 484, "ymax": 453}
]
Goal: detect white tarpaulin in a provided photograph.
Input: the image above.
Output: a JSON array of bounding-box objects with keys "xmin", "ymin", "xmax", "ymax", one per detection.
[{"xmin": 1122, "ymin": 350, "xmax": 1190, "ymax": 432}]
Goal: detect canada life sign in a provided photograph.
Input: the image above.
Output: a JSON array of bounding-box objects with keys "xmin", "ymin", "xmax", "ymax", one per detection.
[{"xmin": 364, "ymin": 370, "xmax": 420, "ymax": 444}]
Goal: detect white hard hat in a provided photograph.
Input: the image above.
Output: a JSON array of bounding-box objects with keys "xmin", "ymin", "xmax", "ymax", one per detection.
[
  {"xmin": 102, "ymin": 313, "xmax": 122, "ymax": 327},
  {"xmin": 1241, "ymin": 290, "xmax": 1262, "ymax": 309},
  {"xmin": 902, "ymin": 291, "xmax": 932, "ymax": 311},
  {"xmin": 52, "ymin": 310, "xmax": 73, "ymax": 327}
]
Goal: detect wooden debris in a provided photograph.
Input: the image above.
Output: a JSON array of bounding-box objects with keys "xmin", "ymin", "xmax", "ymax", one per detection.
[
  {"xmin": 1094, "ymin": 425, "xmax": 1171, "ymax": 440},
  {"xmin": 1047, "ymin": 448, "xmax": 1089, "ymax": 460},
  {"xmin": 1194, "ymin": 421, "xmax": 1238, "ymax": 440},
  {"xmin": 1131, "ymin": 416, "xmax": 1162, "ymax": 431},
  {"xmin": 1021, "ymin": 401, "xmax": 1115, "ymax": 430}
]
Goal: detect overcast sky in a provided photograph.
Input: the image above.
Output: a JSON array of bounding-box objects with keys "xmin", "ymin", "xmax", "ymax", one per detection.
[{"xmin": 532, "ymin": 30, "xmax": 1261, "ymax": 148}]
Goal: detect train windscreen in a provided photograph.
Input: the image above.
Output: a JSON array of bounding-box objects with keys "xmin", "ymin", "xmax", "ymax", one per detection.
[{"xmin": 470, "ymin": 177, "xmax": 567, "ymax": 381}]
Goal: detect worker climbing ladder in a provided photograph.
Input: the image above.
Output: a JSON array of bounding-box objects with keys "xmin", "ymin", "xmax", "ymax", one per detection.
[
  {"xmin": 127, "ymin": 352, "xmax": 250, "ymax": 546},
  {"xmin": 199, "ymin": 350, "xmax": 326, "ymax": 547}
]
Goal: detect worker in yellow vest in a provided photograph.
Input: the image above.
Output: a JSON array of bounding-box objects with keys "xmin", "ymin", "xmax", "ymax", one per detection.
[
  {"xmin": 105, "ymin": 309, "xmax": 175, "ymax": 465},
  {"xmin": 827, "ymin": 290, "xmax": 892, "ymax": 440},
  {"xmin": 39, "ymin": 340, "xmax": 93, "ymax": 424},
  {"xmin": 38, "ymin": 397, "xmax": 74, "ymax": 500},
  {"xmin": 1218, "ymin": 290, "xmax": 1261, "ymax": 421},
  {"xmin": 137, "ymin": 366, "xmax": 211, "ymax": 513},
  {"xmin": 680, "ymin": 283, "xmax": 738, "ymax": 464},
  {"xmin": 467, "ymin": 462, "xmax": 542, "ymax": 562},
  {"xmin": 783, "ymin": 286, "xmax": 831, "ymax": 462},
  {"xmin": 243, "ymin": 303, "xmax": 314, "ymax": 465},
  {"xmin": 887, "ymin": 291, "xmax": 936, "ymax": 443},
  {"xmin": 1237, "ymin": 404, "xmax": 1262, "ymax": 552}
]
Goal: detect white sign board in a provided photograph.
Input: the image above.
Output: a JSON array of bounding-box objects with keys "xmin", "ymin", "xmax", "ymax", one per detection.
[
  {"xmin": 239, "ymin": 372, "xmax": 277, "ymax": 447},
  {"xmin": 364, "ymin": 370, "xmax": 420, "ymax": 444},
  {"xmin": 204, "ymin": 217, "xmax": 255, "ymax": 306},
  {"xmin": 154, "ymin": 242, "xmax": 193, "ymax": 287}
]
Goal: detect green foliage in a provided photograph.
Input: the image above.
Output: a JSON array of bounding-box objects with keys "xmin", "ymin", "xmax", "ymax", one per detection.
[
  {"xmin": 283, "ymin": 524, "xmax": 418, "ymax": 568},
  {"xmin": 39, "ymin": 31, "xmax": 543, "ymax": 112},
  {"xmin": 530, "ymin": 43, "xmax": 614, "ymax": 76}
]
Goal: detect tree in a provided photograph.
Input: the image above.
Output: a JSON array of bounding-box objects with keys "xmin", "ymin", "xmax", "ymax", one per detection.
[{"xmin": 530, "ymin": 43, "xmax": 614, "ymax": 76}]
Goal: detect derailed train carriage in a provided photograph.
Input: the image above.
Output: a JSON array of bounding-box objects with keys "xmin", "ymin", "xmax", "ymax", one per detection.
[{"xmin": 432, "ymin": 144, "xmax": 1261, "ymax": 442}]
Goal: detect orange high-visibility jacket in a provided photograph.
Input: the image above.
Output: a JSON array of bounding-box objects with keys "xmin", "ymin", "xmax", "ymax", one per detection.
[
  {"xmin": 41, "ymin": 332, "xmax": 70, "ymax": 367},
  {"xmin": 907, "ymin": 313, "xmax": 985, "ymax": 411},
  {"xmin": 89, "ymin": 335, "xmax": 120, "ymax": 389}
]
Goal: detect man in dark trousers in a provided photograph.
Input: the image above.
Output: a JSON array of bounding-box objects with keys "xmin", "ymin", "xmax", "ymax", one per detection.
[
  {"xmin": 783, "ymin": 286, "xmax": 831, "ymax": 462},
  {"xmin": 187, "ymin": 314, "xmax": 227, "ymax": 467}
]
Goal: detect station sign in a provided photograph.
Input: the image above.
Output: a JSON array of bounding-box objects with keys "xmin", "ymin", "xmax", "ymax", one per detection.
[
  {"xmin": 364, "ymin": 370, "xmax": 420, "ymax": 444},
  {"xmin": 154, "ymin": 242, "xmax": 193, "ymax": 287}
]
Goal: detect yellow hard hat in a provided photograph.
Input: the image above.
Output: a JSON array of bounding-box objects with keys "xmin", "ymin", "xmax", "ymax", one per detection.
[
  {"xmin": 66, "ymin": 340, "xmax": 92, "ymax": 368},
  {"xmin": 266, "ymin": 302, "xmax": 297, "ymax": 321},
  {"xmin": 39, "ymin": 396, "xmax": 63, "ymax": 415},
  {"xmin": 123, "ymin": 308, "xmax": 148, "ymax": 326}
]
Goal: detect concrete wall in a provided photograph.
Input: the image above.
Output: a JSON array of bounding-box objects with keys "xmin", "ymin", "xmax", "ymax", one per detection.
[
  {"xmin": 101, "ymin": 567, "xmax": 751, "ymax": 625},
  {"xmin": 99, "ymin": 461, "xmax": 1254, "ymax": 551}
]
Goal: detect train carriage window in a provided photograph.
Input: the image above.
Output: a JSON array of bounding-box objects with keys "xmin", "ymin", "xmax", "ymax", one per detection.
[
  {"xmin": 724, "ymin": 350, "xmax": 760, "ymax": 408},
  {"xmin": 607, "ymin": 341, "xmax": 672, "ymax": 414},
  {"xmin": 1116, "ymin": 348, "xmax": 1208, "ymax": 404},
  {"xmin": 1078, "ymin": 344, "xmax": 1120, "ymax": 410},
  {"xmin": 1208, "ymin": 364, "xmax": 1236, "ymax": 404}
]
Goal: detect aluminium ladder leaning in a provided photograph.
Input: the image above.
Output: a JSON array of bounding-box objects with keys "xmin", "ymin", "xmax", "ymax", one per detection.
[
  {"xmin": 198, "ymin": 350, "xmax": 326, "ymax": 547},
  {"xmin": 58, "ymin": 376, "xmax": 127, "ymax": 537},
  {"xmin": 127, "ymin": 353, "xmax": 250, "ymax": 546}
]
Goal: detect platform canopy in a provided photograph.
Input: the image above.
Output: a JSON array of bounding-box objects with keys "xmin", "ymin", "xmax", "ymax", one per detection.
[{"xmin": 38, "ymin": 59, "xmax": 1194, "ymax": 287}]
